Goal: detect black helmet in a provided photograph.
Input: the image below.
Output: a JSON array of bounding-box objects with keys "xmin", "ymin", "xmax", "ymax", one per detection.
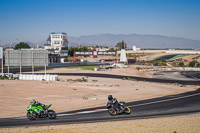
[{"xmin": 108, "ymin": 95, "xmax": 113, "ymax": 101}]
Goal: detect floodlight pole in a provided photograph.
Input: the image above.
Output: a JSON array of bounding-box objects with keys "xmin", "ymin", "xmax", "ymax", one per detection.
[
  {"xmin": 20, "ymin": 50, "xmax": 22, "ymax": 74},
  {"xmin": 73, "ymin": 52, "xmax": 75, "ymax": 63},
  {"xmin": 32, "ymin": 52, "xmax": 34, "ymax": 74},
  {"xmin": 1, "ymin": 57, "xmax": 3, "ymax": 75},
  {"xmin": 8, "ymin": 50, "xmax": 9, "ymax": 75},
  {"xmin": 44, "ymin": 52, "xmax": 47, "ymax": 75},
  {"xmin": 116, "ymin": 52, "xmax": 118, "ymax": 64},
  {"xmin": 1, "ymin": 47, "xmax": 3, "ymax": 75}
]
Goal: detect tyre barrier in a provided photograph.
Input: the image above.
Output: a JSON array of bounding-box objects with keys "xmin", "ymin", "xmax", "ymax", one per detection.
[{"xmin": 18, "ymin": 74, "xmax": 58, "ymax": 81}]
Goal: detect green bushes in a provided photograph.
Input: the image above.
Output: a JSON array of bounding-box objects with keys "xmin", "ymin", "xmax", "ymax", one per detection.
[
  {"xmin": 0, "ymin": 75, "xmax": 9, "ymax": 80},
  {"xmin": 173, "ymin": 60, "xmax": 200, "ymax": 67},
  {"xmin": 188, "ymin": 61, "xmax": 200, "ymax": 67},
  {"xmin": 178, "ymin": 62, "xmax": 184, "ymax": 67},
  {"xmin": 150, "ymin": 59, "xmax": 167, "ymax": 66},
  {"xmin": 0, "ymin": 75, "xmax": 17, "ymax": 80}
]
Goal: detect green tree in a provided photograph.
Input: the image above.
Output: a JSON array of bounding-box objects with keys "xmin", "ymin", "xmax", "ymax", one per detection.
[
  {"xmin": 189, "ymin": 61, "xmax": 197, "ymax": 67},
  {"xmin": 95, "ymin": 45, "xmax": 99, "ymax": 48},
  {"xmin": 107, "ymin": 48, "xmax": 116, "ymax": 52},
  {"xmin": 14, "ymin": 42, "xmax": 31, "ymax": 49},
  {"xmin": 116, "ymin": 41, "xmax": 127, "ymax": 50},
  {"xmin": 68, "ymin": 47, "xmax": 78, "ymax": 56},
  {"xmin": 178, "ymin": 62, "xmax": 184, "ymax": 67},
  {"xmin": 68, "ymin": 46, "xmax": 91, "ymax": 56},
  {"xmin": 79, "ymin": 46, "xmax": 89, "ymax": 51}
]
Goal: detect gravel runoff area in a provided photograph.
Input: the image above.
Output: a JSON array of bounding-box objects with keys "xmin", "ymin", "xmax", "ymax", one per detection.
[{"xmin": 1, "ymin": 113, "xmax": 200, "ymax": 133}]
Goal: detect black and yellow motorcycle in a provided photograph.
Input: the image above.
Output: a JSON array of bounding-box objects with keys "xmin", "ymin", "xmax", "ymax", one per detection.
[{"xmin": 106, "ymin": 101, "xmax": 131, "ymax": 116}]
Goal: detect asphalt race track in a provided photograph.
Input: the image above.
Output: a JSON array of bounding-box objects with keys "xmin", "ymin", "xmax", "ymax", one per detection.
[
  {"xmin": 153, "ymin": 71, "xmax": 200, "ymax": 82},
  {"xmin": 0, "ymin": 88, "xmax": 200, "ymax": 128},
  {"xmin": 26, "ymin": 72, "xmax": 200, "ymax": 85}
]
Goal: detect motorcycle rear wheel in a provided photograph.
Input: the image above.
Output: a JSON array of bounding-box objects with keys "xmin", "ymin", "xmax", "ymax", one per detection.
[
  {"xmin": 124, "ymin": 106, "xmax": 131, "ymax": 114},
  {"xmin": 27, "ymin": 112, "xmax": 37, "ymax": 120},
  {"xmin": 108, "ymin": 108, "xmax": 117, "ymax": 116}
]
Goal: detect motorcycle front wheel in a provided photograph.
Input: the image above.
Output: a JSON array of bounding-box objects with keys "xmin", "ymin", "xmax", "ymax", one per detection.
[
  {"xmin": 48, "ymin": 110, "xmax": 57, "ymax": 119},
  {"xmin": 27, "ymin": 112, "xmax": 37, "ymax": 120},
  {"xmin": 108, "ymin": 108, "xmax": 117, "ymax": 116},
  {"xmin": 124, "ymin": 106, "xmax": 131, "ymax": 114}
]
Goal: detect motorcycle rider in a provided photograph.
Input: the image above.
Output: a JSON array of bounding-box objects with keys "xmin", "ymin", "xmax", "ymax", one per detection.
[
  {"xmin": 107, "ymin": 95, "xmax": 113, "ymax": 103},
  {"xmin": 107, "ymin": 95, "xmax": 121, "ymax": 112},
  {"xmin": 30, "ymin": 99, "xmax": 47, "ymax": 115}
]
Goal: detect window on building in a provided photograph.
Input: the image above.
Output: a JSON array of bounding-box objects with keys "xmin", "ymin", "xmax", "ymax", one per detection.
[
  {"xmin": 52, "ymin": 35, "xmax": 61, "ymax": 38},
  {"xmin": 54, "ymin": 41, "xmax": 60, "ymax": 44}
]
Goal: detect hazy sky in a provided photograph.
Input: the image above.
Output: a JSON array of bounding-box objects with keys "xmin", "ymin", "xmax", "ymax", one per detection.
[{"xmin": 0, "ymin": 0, "xmax": 200, "ymax": 45}]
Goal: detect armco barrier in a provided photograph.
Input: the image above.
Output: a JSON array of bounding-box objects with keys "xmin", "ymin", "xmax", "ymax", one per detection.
[
  {"xmin": 18, "ymin": 74, "xmax": 58, "ymax": 81},
  {"xmin": 139, "ymin": 67, "xmax": 200, "ymax": 72}
]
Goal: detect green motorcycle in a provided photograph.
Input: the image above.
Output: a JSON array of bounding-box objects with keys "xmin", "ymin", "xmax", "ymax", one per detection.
[{"xmin": 27, "ymin": 104, "xmax": 57, "ymax": 120}]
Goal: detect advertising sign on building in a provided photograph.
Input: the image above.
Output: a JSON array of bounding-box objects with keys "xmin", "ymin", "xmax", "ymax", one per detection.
[
  {"xmin": 75, "ymin": 51, "xmax": 116, "ymax": 56},
  {"xmin": 98, "ymin": 51, "xmax": 116, "ymax": 55},
  {"xmin": 93, "ymin": 51, "xmax": 98, "ymax": 58},
  {"xmin": 75, "ymin": 51, "xmax": 93, "ymax": 55},
  {"xmin": 0, "ymin": 47, "xmax": 2, "ymax": 59},
  {"xmin": 93, "ymin": 51, "xmax": 98, "ymax": 56}
]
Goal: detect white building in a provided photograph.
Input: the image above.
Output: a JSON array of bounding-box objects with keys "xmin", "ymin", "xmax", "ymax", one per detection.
[
  {"xmin": 132, "ymin": 45, "xmax": 140, "ymax": 51},
  {"xmin": 45, "ymin": 32, "xmax": 68, "ymax": 63},
  {"xmin": 96, "ymin": 47, "xmax": 109, "ymax": 52}
]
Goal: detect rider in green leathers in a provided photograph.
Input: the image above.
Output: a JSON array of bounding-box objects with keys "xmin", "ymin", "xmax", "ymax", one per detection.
[{"xmin": 30, "ymin": 99, "xmax": 47, "ymax": 114}]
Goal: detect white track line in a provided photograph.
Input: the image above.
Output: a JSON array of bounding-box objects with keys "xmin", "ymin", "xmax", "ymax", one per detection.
[
  {"xmin": 130, "ymin": 92, "xmax": 200, "ymax": 107},
  {"xmin": 57, "ymin": 109, "xmax": 107, "ymax": 117},
  {"xmin": 15, "ymin": 117, "xmax": 27, "ymax": 119},
  {"xmin": 57, "ymin": 114, "xmax": 74, "ymax": 116}
]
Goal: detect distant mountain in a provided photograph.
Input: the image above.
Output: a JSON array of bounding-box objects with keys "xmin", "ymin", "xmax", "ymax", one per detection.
[
  {"xmin": 1, "ymin": 34, "xmax": 200, "ymax": 49},
  {"xmin": 68, "ymin": 34, "xmax": 200, "ymax": 49},
  {"xmin": 35, "ymin": 40, "xmax": 47, "ymax": 46}
]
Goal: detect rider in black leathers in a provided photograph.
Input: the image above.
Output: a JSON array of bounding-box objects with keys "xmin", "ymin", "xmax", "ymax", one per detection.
[{"xmin": 107, "ymin": 95, "xmax": 121, "ymax": 112}]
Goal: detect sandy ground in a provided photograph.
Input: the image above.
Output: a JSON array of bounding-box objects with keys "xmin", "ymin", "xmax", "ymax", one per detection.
[
  {"xmin": 0, "ymin": 66, "xmax": 198, "ymax": 118},
  {"xmin": 181, "ymin": 55, "xmax": 200, "ymax": 65},
  {"xmin": 1, "ymin": 113, "xmax": 200, "ymax": 133},
  {"xmin": 40, "ymin": 65, "xmax": 156, "ymax": 78}
]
